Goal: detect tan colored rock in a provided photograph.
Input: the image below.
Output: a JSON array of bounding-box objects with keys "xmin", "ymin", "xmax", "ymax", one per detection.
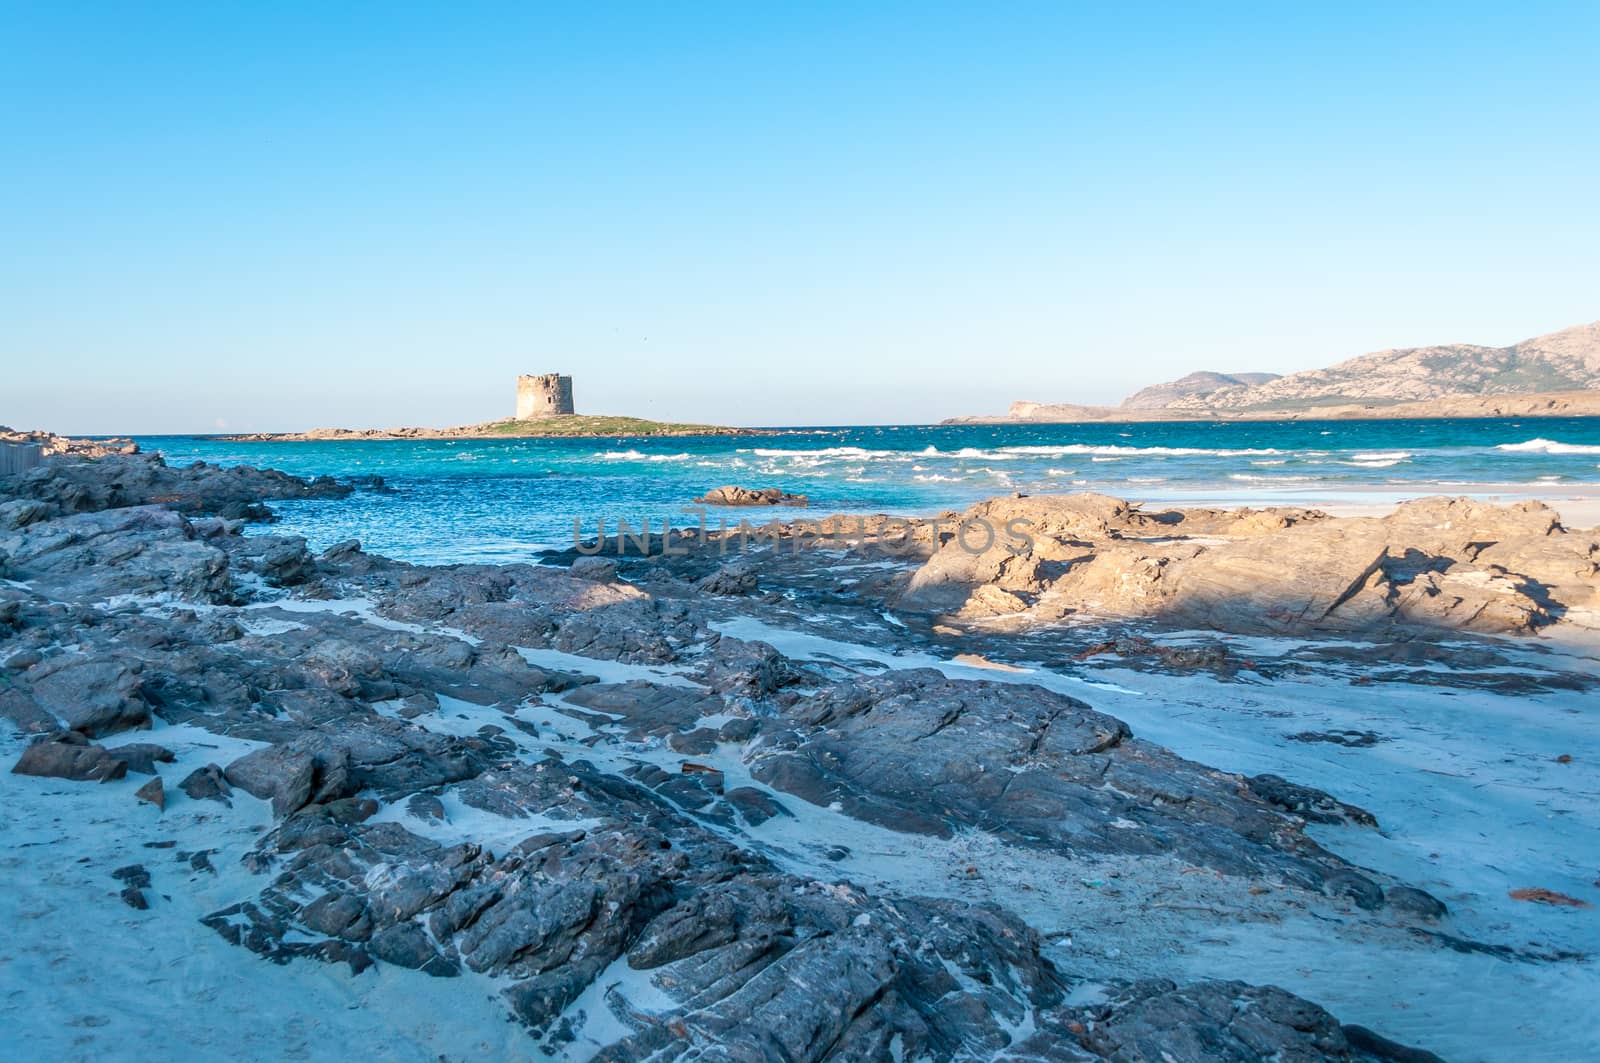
[
  {"xmin": 957, "ymin": 584, "xmax": 1029, "ymax": 618},
  {"xmin": 0, "ymin": 425, "xmax": 138, "ymax": 458},
  {"xmin": 895, "ymin": 492, "xmax": 1599, "ymax": 637},
  {"xmin": 135, "ymin": 775, "xmax": 165, "ymax": 811}
]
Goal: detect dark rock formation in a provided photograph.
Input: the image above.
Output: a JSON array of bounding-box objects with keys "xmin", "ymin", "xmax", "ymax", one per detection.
[
  {"xmin": 695, "ymin": 485, "xmax": 808, "ymax": 506},
  {"xmin": 0, "ymin": 445, "xmax": 1468, "ymax": 1060},
  {"xmin": 179, "ymin": 764, "xmax": 232, "ymax": 804},
  {"xmin": 748, "ymin": 670, "xmax": 1409, "ymax": 902},
  {"xmin": 11, "ymin": 732, "xmax": 129, "ymax": 782},
  {"xmin": 2, "ymin": 449, "xmax": 352, "ymax": 522}
]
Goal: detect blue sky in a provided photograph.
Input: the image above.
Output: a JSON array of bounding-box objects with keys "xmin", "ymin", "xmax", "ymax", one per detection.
[{"xmin": 4, "ymin": 2, "xmax": 1598, "ymax": 432}]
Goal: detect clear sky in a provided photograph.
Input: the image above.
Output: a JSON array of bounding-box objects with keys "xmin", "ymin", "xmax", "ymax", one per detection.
[{"xmin": 4, "ymin": 2, "xmax": 1598, "ymax": 432}]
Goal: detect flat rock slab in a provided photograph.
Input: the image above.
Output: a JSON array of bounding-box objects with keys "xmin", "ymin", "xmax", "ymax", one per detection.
[
  {"xmin": 751, "ymin": 669, "xmax": 1412, "ymax": 908},
  {"xmin": 561, "ymin": 681, "xmax": 727, "ymax": 738}
]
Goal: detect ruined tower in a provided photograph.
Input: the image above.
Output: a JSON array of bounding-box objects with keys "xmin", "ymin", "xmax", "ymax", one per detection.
[{"xmin": 515, "ymin": 373, "xmax": 575, "ymax": 419}]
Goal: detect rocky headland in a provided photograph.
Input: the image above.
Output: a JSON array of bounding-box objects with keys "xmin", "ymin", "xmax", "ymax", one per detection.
[
  {"xmin": 5, "ymin": 439, "xmax": 1597, "ymax": 1058},
  {"xmin": 951, "ymin": 319, "xmax": 1600, "ymax": 423},
  {"xmin": 2, "ymin": 424, "xmax": 141, "ymax": 458}
]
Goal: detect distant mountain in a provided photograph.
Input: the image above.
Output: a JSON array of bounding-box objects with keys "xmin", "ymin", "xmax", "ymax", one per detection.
[
  {"xmin": 1151, "ymin": 320, "xmax": 1600, "ymax": 412},
  {"xmin": 944, "ymin": 319, "xmax": 1600, "ymax": 425},
  {"xmin": 1121, "ymin": 371, "xmax": 1281, "ymax": 410},
  {"xmin": 951, "ymin": 390, "xmax": 1600, "ymax": 425}
]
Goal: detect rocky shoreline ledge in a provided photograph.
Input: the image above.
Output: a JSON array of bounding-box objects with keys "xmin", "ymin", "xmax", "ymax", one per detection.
[{"xmin": 7, "ymin": 441, "xmax": 1594, "ymax": 1058}]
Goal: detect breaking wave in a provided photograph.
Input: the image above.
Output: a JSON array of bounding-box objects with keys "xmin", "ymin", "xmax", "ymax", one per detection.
[
  {"xmin": 594, "ymin": 450, "xmax": 693, "ymax": 462},
  {"xmin": 1497, "ymin": 438, "xmax": 1600, "ymax": 455},
  {"xmin": 1341, "ymin": 451, "xmax": 1413, "ymax": 467},
  {"xmin": 747, "ymin": 446, "xmax": 902, "ymax": 459},
  {"xmin": 993, "ymin": 444, "xmax": 1283, "ymax": 458}
]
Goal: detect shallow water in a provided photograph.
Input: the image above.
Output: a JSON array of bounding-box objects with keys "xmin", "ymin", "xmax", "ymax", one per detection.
[{"xmin": 138, "ymin": 417, "xmax": 1600, "ymax": 563}]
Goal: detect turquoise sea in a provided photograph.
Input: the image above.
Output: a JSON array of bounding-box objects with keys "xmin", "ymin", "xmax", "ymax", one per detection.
[{"xmin": 141, "ymin": 418, "xmax": 1600, "ymax": 565}]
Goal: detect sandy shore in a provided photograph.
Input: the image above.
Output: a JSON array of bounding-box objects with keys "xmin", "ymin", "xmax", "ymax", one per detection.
[{"xmin": 5, "ymin": 444, "xmax": 1597, "ymax": 1060}]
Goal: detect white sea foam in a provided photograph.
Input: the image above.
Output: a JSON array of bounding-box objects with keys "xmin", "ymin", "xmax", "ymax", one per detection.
[
  {"xmin": 602, "ymin": 451, "xmax": 696, "ymax": 463},
  {"xmin": 1340, "ymin": 451, "xmax": 1412, "ymax": 467},
  {"xmin": 1497, "ymin": 437, "xmax": 1600, "ymax": 455},
  {"xmin": 590, "ymin": 451, "xmax": 695, "ymax": 462},
  {"xmin": 747, "ymin": 446, "xmax": 900, "ymax": 459},
  {"xmin": 916, "ymin": 445, "xmax": 1020, "ymax": 460},
  {"xmin": 907, "ymin": 444, "xmax": 1290, "ymax": 461},
  {"xmin": 995, "ymin": 444, "xmax": 1283, "ymax": 457},
  {"xmin": 1228, "ymin": 473, "xmax": 1315, "ymax": 482}
]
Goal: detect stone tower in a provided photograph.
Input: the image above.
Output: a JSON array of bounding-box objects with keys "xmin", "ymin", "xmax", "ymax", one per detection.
[{"xmin": 515, "ymin": 373, "xmax": 575, "ymax": 419}]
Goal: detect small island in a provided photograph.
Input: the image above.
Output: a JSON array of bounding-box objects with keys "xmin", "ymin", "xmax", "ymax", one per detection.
[{"xmin": 223, "ymin": 372, "xmax": 763, "ymax": 440}]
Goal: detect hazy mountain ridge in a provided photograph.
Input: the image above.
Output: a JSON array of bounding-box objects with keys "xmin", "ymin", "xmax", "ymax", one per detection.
[
  {"xmin": 1158, "ymin": 320, "xmax": 1600, "ymax": 411},
  {"xmin": 1122, "ymin": 371, "xmax": 1281, "ymax": 410},
  {"xmin": 947, "ymin": 319, "xmax": 1600, "ymax": 424}
]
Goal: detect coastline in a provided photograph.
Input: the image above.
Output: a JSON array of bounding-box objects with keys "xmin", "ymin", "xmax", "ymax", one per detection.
[
  {"xmin": 947, "ymin": 388, "xmax": 1600, "ymax": 424},
  {"xmin": 122, "ymin": 418, "xmax": 1600, "ymax": 567},
  {"xmin": 14, "ymin": 6, "xmax": 1600, "ymax": 1058},
  {"xmin": 3, "ymin": 439, "xmax": 1597, "ymax": 1059}
]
